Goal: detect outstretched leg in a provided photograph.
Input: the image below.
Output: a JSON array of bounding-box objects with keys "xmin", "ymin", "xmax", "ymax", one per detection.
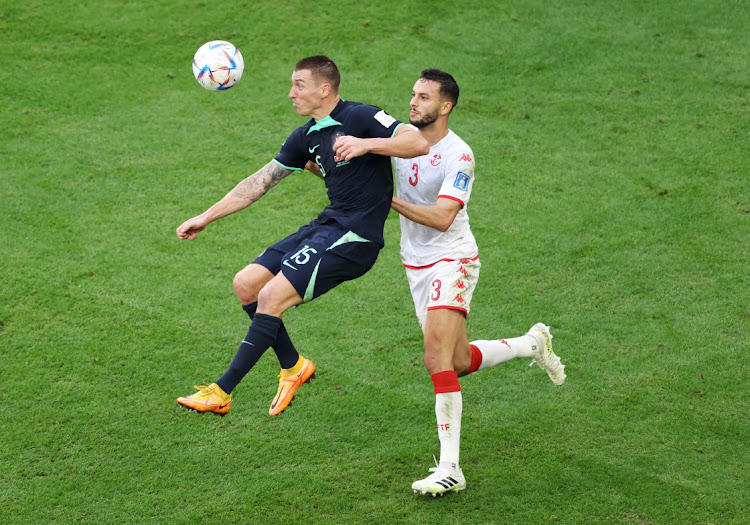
[{"xmin": 465, "ymin": 324, "xmax": 566, "ymax": 385}]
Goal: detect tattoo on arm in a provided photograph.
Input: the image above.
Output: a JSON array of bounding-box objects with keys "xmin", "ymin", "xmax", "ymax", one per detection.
[{"xmin": 230, "ymin": 162, "xmax": 292, "ymax": 201}]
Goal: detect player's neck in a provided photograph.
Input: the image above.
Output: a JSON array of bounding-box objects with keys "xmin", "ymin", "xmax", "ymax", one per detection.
[
  {"xmin": 311, "ymin": 95, "xmax": 341, "ymax": 121},
  {"xmin": 419, "ymin": 121, "xmax": 450, "ymax": 147}
]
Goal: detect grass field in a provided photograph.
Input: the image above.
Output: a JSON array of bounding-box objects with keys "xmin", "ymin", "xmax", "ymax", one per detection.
[{"xmin": 1, "ymin": 1, "xmax": 748, "ymax": 523}]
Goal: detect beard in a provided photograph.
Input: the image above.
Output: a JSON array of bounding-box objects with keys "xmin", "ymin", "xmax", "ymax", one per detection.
[{"xmin": 410, "ymin": 107, "xmax": 440, "ymax": 129}]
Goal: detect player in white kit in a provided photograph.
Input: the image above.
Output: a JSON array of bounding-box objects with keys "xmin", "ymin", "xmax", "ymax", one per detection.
[{"xmin": 391, "ymin": 69, "xmax": 567, "ymax": 497}]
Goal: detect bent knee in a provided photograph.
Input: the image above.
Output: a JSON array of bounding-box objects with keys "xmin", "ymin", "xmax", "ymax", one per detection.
[
  {"xmin": 233, "ymin": 271, "xmax": 262, "ymax": 304},
  {"xmin": 256, "ymin": 284, "xmax": 275, "ymax": 307},
  {"xmin": 255, "ymin": 275, "xmax": 303, "ymax": 316}
]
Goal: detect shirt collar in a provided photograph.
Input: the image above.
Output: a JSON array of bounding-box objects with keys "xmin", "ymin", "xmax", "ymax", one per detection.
[{"xmin": 306, "ymin": 99, "xmax": 345, "ymax": 135}]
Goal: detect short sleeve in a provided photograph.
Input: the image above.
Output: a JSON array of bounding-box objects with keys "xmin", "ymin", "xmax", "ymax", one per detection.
[
  {"xmin": 353, "ymin": 104, "xmax": 402, "ymax": 139},
  {"xmin": 438, "ymin": 150, "xmax": 475, "ymax": 207},
  {"xmin": 274, "ymin": 127, "xmax": 307, "ymax": 171}
]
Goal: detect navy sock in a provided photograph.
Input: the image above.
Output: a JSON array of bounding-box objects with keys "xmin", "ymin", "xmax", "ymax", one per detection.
[
  {"xmin": 242, "ymin": 302, "xmax": 258, "ymax": 318},
  {"xmin": 273, "ymin": 323, "xmax": 300, "ymax": 369},
  {"xmin": 241, "ymin": 302, "xmax": 300, "ymax": 370},
  {"xmin": 216, "ymin": 313, "xmax": 281, "ymax": 394}
]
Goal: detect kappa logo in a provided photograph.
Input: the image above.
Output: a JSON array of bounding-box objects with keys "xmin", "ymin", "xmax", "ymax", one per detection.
[
  {"xmin": 454, "ymin": 280, "xmax": 466, "ymax": 290},
  {"xmin": 456, "ymin": 266, "xmax": 468, "ymax": 276},
  {"xmin": 430, "ymin": 154, "xmax": 442, "ymax": 166},
  {"xmin": 460, "ymin": 153, "xmax": 473, "ymax": 162},
  {"xmin": 453, "ymin": 294, "xmax": 466, "ymax": 304}
]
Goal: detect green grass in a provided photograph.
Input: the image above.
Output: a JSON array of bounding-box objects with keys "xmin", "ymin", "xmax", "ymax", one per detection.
[{"xmin": 1, "ymin": 0, "xmax": 748, "ymax": 523}]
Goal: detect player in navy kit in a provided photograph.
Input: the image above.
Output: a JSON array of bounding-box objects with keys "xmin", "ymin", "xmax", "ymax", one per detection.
[{"xmin": 175, "ymin": 56, "xmax": 428, "ymax": 416}]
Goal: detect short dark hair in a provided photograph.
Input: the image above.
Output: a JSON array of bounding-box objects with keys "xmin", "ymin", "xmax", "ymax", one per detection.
[
  {"xmin": 295, "ymin": 55, "xmax": 341, "ymax": 93},
  {"xmin": 420, "ymin": 68, "xmax": 459, "ymax": 108}
]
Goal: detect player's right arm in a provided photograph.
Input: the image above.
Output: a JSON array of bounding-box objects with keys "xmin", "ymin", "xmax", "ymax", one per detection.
[
  {"xmin": 334, "ymin": 125, "xmax": 429, "ymax": 161},
  {"xmin": 176, "ymin": 161, "xmax": 293, "ymax": 240},
  {"xmin": 391, "ymin": 195, "xmax": 462, "ymax": 232}
]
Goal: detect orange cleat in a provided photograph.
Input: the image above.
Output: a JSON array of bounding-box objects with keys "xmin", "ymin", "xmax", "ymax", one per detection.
[
  {"xmin": 177, "ymin": 382, "xmax": 232, "ymax": 414},
  {"xmin": 269, "ymin": 357, "xmax": 316, "ymax": 416}
]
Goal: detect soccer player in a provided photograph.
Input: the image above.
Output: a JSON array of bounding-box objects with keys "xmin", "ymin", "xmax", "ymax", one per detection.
[
  {"xmin": 391, "ymin": 69, "xmax": 566, "ymax": 496},
  {"xmin": 175, "ymin": 56, "xmax": 429, "ymax": 416}
]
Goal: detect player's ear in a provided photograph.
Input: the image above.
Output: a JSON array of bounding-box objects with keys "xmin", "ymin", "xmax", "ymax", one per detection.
[
  {"xmin": 440, "ymin": 100, "xmax": 454, "ymax": 116},
  {"xmin": 320, "ymin": 82, "xmax": 332, "ymax": 98}
]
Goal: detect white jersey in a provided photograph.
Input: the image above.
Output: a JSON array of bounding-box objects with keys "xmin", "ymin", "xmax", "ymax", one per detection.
[{"xmin": 392, "ymin": 128, "xmax": 478, "ymax": 268}]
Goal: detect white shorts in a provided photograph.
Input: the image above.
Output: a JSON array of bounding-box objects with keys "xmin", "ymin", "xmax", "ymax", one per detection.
[{"xmin": 405, "ymin": 256, "xmax": 481, "ymax": 331}]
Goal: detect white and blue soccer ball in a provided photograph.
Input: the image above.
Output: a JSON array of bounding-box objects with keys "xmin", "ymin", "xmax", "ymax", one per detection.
[{"xmin": 192, "ymin": 40, "xmax": 244, "ymax": 91}]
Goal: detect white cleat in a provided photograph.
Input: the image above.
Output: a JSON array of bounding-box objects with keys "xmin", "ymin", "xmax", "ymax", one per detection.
[
  {"xmin": 412, "ymin": 463, "xmax": 466, "ymax": 497},
  {"xmin": 528, "ymin": 323, "xmax": 566, "ymax": 386}
]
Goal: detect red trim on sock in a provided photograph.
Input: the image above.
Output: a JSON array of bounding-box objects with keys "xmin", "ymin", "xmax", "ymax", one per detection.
[
  {"xmin": 468, "ymin": 344, "xmax": 483, "ymax": 374},
  {"xmin": 431, "ymin": 370, "xmax": 461, "ymax": 394}
]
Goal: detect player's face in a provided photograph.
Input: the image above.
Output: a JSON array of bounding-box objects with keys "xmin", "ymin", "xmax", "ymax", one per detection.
[
  {"xmin": 409, "ymin": 79, "xmax": 442, "ymax": 129},
  {"xmin": 289, "ymin": 69, "xmax": 324, "ymax": 117}
]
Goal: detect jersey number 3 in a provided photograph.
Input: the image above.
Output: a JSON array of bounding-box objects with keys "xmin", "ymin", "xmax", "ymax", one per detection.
[
  {"xmin": 431, "ymin": 279, "xmax": 441, "ymax": 301},
  {"xmin": 409, "ymin": 163, "xmax": 419, "ymax": 186}
]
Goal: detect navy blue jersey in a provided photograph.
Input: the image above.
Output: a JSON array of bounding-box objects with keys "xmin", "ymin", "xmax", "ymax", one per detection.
[{"xmin": 274, "ymin": 99, "xmax": 403, "ymax": 247}]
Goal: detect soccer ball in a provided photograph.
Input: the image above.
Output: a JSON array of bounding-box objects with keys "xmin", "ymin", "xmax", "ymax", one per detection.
[{"xmin": 192, "ymin": 40, "xmax": 244, "ymax": 91}]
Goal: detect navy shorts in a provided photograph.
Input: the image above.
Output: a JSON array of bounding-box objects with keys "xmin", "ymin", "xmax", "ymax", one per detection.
[{"xmin": 253, "ymin": 219, "xmax": 382, "ymax": 303}]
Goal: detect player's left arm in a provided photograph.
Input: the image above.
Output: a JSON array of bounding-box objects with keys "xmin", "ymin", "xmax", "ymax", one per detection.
[
  {"xmin": 391, "ymin": 196, "xmax": 462, "ymax": 233},
  {"xmin": 334, "ymin": 125, "xmax": 429, "ymax": 161},
  {"xmin": 176, "ymin": 161, "xmax": 293, "ymax": 240},
  {"xmin": 305, "ymin": 160, "xmax": 324, "ymax": 180}
]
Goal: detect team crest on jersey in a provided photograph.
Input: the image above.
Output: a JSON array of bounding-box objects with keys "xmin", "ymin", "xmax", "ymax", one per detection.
[
  {"xmin": 430, "ymin": 154, "xmax": 442, "ymax": 166},
  {"xmin": 333, "ymin": 131, "xmax": 349, "ymax": 167},
  {"xmin": 453, "ymin": 171, "xmax": 470, "ymax": 191}
]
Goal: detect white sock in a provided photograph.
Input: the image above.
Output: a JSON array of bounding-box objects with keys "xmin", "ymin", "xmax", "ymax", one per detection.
[
  {"xmin": 472, "ymin": 335, "xmax": 538, "ymax": 370},
  {"xmin": 435, "ymin": 391, "xmax": 462, "ymax": 468}
]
